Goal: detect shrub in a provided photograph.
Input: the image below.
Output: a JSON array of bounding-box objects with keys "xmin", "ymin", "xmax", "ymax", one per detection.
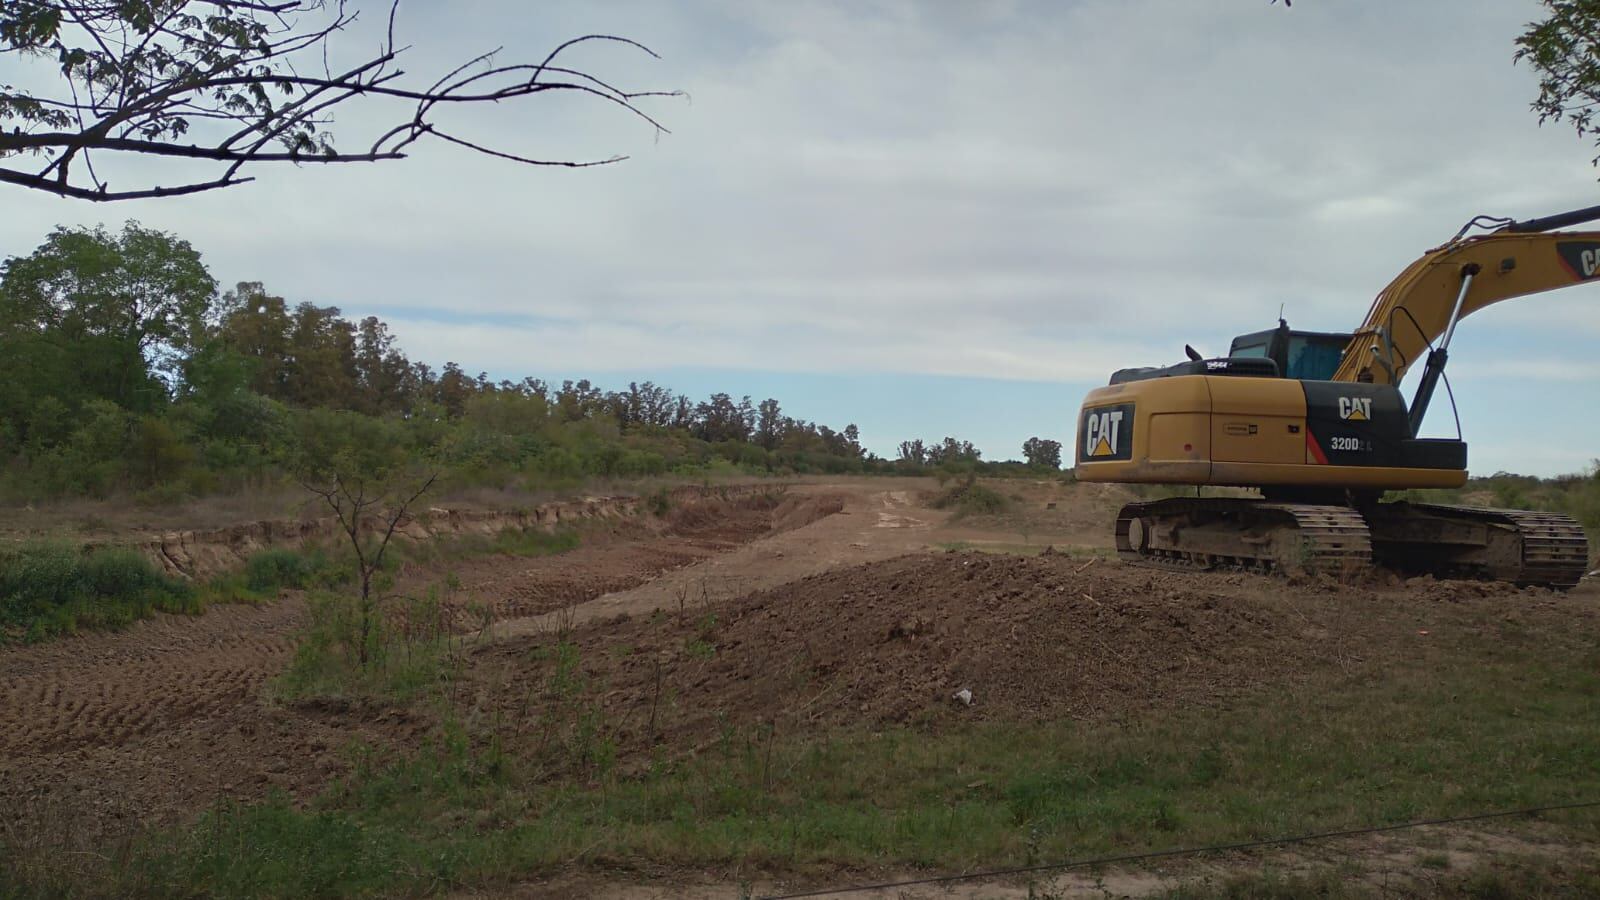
[
  {"xmin": 646, "ymin": 487, "xmax": 673, "ymax": 516},
  {"xmin": 931, "ymin": 476, "xmax": 1010, "ymax": 518},
  {"xmin": 0, "ymin": 543, "xmax": 196, "ymax": 641},
  {"xmin": 492, "ymin": 526, "xmax": 581, "ymax": 557},
  {"xmin": 244, "ymin": 547, "xmax": 330, "ymax": 593}
]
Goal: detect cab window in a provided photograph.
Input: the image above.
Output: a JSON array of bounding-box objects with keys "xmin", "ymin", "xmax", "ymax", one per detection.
[{"xmin": 1286, "ymin": 336, "xmax": 1343, "ymax": 380}]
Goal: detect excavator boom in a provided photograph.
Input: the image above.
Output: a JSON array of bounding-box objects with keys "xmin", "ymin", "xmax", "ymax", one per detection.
[{"xmin": 1334, "ymin": 209, "xmax": 1600, "ymax": 386}]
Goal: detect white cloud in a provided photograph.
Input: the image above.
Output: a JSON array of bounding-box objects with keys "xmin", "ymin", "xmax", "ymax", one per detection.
[{"xmin": 5, "ymin": 0, "xmax": 1600, "ymax": 469}]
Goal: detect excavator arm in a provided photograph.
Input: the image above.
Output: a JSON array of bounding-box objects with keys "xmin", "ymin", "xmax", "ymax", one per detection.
[{"xmin": 1333, "ymin": 205, "xmax": 1600, "ymax": 388}]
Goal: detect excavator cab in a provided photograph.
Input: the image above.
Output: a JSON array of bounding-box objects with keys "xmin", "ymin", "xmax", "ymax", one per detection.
[
  {"xmin": 1108, "ymin": 319, "xmax": 1353, "ymax": 386},
  {"xmin": 1227, "ymin": 319, "xmax": 1351, "ymax": 381}
]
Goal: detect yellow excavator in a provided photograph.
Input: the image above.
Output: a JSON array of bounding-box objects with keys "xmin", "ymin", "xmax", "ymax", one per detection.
[{"xmin": 1074, "ymin": 204, "xmax": 1600, "ymax": 588}]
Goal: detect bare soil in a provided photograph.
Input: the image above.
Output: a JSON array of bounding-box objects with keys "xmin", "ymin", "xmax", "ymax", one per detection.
[
  {"xmin": 3, "ymin": 477, "xmax": 1597, "ymax": 895},
  {"xmin": 0, "ymin": 489, "xmax": 838, "ymax": 840},
  {"xmin": 461, "ymin": 549, "xmax": 1594, "ymax": 769},
  {"xmin": 413, "ymin": 491, "xmax": 841, "ymax": 625}
]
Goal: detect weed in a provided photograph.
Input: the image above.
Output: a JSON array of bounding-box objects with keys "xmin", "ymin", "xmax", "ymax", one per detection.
[
  {"xmin": 407, "ymin": 524, "xmax": 581, "ymax": 566},
  {"xmin": 683, "ymin": 608, "xmax": 720, "ymax": 658},
  {"xmin": 243, "ymin": 546, "xmax": 331, "ymax": 593},
  {"xmin": 272, "ymin": 583, "xmax": 464, "ymax": 704}
]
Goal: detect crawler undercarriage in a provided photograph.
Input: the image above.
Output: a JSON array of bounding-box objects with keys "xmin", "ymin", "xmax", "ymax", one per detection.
[{"xmin": 1114, "ymin": 497, "xmax": 1589, "ymax": 588}]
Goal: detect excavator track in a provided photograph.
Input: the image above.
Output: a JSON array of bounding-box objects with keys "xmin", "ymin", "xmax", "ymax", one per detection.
[
  {"xmin": 1115, "ymin": 498, "xmax": 1372, "ymax": 575},
  {"xmin": 1363, "ymin": 502, "xmax": 1589, "ymax": 589},
  {"xmin": 1114, "ymin": 498, "xmax": 1589, "ymax": 588}
]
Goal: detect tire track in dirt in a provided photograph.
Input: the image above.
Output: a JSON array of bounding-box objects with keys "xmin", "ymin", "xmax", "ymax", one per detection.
[
  {"xmin": 0, "ymin": 600, "xmax": 304, "ymax": 757},
  {"xmin": 0, "ymin": 489, "xmax": 842, "ymax": 842}
]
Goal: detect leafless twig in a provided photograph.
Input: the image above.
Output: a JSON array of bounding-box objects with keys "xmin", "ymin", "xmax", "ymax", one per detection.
[{"xmin": 0, "ymin": 2, "xmax": 679, "ymax": 200}]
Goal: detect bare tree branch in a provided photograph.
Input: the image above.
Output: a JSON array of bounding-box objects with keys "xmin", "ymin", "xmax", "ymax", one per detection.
[{"xmin": 0, "ymin": 2, "xmax": 679, "ymax": 201}]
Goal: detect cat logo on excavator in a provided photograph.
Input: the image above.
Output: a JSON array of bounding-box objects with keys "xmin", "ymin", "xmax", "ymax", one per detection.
[
  {"xmin": 1338, "ymin": 396, "xmax": 1373, "ymax": 421},
  {"xmin": 1082, "ymin": 405, "xmax": 1130, "ymax": 459},
  {"xmin": 1557, "ymin": 241, "xmax": 1600, "ymax": 279}
]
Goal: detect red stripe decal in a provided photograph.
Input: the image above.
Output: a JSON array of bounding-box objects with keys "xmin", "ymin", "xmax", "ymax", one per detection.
[{"xmin": 1305, "ymin": 429, "xmax": 1329, "ymax": 465}]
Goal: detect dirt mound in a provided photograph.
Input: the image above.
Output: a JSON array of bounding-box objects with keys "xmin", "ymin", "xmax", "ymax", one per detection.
[
  {"xmin": 464, "ymin": 553, "xmax": 1326, "ymax": 762},
  {"xmin": 1400, "ymin": 575, "xmax": 1537, "ymax": 604},
  {"xmin": 771, "ymin": 492, "xmax": 846, "ymax": 532},
  {"xmin": 701, "ymin": 552, "xmax": 1294, "ymax": 724}
]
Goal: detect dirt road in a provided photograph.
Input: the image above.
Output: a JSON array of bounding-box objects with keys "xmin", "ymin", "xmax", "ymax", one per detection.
[{"xmin": 497, "ymin": 483, "xmax": 971, "ymax": 635}]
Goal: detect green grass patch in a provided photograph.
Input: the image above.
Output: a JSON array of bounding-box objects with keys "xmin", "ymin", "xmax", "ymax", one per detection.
[
  {"xmin": 399, "ymin": 524, "xmax": 581, "ymax": 566},
  {"xmin": 0, "ymin": 541, "xmax": 358, "ymax": 643},
  {"xmin": 0, "ymin": 543, "xmax": 199, "ymax": 642},
  {"xmin": 1, "ymin": 520, "xmax": 579, "ymax": 645},
  {"xmin": 271, "ymin": 583, "xmax": 467, "ymax": 705},
  {"xmin": 243, "ymin": 547, "xmax": 329, "ymax": 593}
]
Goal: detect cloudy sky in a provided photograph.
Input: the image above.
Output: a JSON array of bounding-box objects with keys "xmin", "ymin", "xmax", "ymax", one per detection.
[{"xmin": 6, "ymin": 0, "xmax": 1600, "ymax": 474}]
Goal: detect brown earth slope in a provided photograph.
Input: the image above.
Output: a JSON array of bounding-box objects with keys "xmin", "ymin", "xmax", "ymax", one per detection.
[
  {"xmin": 461, "ymin": 550, "xmax": 1596, "ymax": 769},
  {"xmin": 0, "ymin": 490, "xmax": 838, "ymax": 841}
]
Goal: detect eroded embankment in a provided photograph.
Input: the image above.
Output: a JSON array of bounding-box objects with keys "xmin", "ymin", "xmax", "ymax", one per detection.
[{"xmin": 137, "ymin": 485, "xmax": 779, "ymax": 579}]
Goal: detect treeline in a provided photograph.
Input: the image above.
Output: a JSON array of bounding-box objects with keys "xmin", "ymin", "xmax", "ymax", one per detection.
[{"xmin": 0, "ymin": 223, "xmax": 888, "ymax": 502}]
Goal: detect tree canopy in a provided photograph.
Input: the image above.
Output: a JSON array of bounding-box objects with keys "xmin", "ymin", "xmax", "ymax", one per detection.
[
  {"xmin": 1517, "ymin": 0, "xmax": 1600, "ymax": 169},
  {"xmin": 0, "ymin": 220, "xmax": 893, "ymax": 500},
  {"xmin": 1022, "ymin": 437, "xmax": 1062, "ymax": 470},
  {"xmin": 0, "ymin": 1, "xmax": 674, "ymax": 200}
]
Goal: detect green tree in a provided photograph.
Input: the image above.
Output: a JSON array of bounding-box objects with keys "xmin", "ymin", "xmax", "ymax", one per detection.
[
  {"xmin": 694, "ymin": 393, "xmax": 748, "ymax": 442},
  {"xmin": 1022, "ymin": 437, "xmax": 1063, "ymax": 470},
  {"xmin": 0, "ymin": 221, "xmax": 215, "ymax": 419},
  {"xmin": 294, "ymin": 410, "xmax": 436, "ymax": 667},
  {"xmin": 756, "ymin": 399, "xmax": 783, "ymax": 450},
  {"xmin": 926, "ymin": 437, "xmax": 981, "ymax": 466},
  {"xmin": 434, "ymin": 363, "xmax": 477, "ymax": 419},
  {"xmin": 285, "ymin": 303, "xmax": 359, "ymax": 409},
  {"xmin": 1518, "ymin": 1, "xmax": 1600, "ymax": 168},
  {"xmin": 215, "ymin": 282, "xmax": 294, "ymax": 400},
  {"xmin": 355, "ymin": 316, "xmax": 413, "ymax": 415}
]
